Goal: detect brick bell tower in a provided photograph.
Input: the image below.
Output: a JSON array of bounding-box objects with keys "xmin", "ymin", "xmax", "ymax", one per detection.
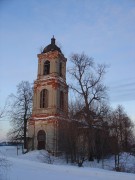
[{"xmin": 28, "ymin": 37, "xmax": 68, "ymax": 154}]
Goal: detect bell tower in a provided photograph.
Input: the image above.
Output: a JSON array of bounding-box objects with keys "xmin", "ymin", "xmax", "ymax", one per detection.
[{"xmin": 28, "ymin": 37, "xmax": 68, "ymax": 154}]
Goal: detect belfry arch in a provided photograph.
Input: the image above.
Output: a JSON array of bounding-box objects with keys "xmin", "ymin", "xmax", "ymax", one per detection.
[{"xmin": 43, "ymin": 60, "xmax": 50, "ymax": 75}]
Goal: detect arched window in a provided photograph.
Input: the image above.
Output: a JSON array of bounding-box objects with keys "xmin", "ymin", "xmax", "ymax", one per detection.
[
  {"xmin": 37, "ymin": 130, "xmax": 46, "ymax": 150},
  {"xmin": 40, "ymin": 89, "xmax": 48, "ymax": 108},
  {"xmin": 60, "ymin": 91, "xmax": 64, "ymax": 110},
  {"xmin": 43, "ymin": 60, "xmax": 50, "ymax": 75},
  {"xmin": 59, "ymin": 62, "xmax": 62, "ymax": 76}
]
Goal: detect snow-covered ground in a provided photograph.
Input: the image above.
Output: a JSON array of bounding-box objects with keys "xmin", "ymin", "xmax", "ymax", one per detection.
[{"xmin": 0, "ymin": 146, "xmax": 135, "ymax": 180}]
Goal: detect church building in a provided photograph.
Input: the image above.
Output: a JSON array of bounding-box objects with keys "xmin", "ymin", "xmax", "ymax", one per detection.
[{"xmin": 28, "ymin": 37, "xmax": 68, "ymax": 154}]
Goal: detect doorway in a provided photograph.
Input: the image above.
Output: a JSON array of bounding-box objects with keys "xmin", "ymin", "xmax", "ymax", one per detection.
[{"xmin": 37, "ymin": 130, "xmax": 46, "ymax": 150}]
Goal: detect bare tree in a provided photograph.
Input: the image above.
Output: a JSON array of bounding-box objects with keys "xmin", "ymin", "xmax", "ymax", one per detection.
[
  {"xmin": 108, "ymin": 105, "xmax": 134, "ymax": 171},
  {"xmin": 0, "ymin": 108, "xmax": 4, "ymax": 120},
  {"xmin": 8, "ymin": 81, "xmax": 33, "ymax": 149},
  {"xmin": 68, "ymin": 53, "xmax": 108, "ymax": 160},
  {"xmin": 0, "ymin": 99, "xmax": 9, "ymax": 140},
  {"xmin": 0, "ymin": 100, "xmax": 8, "ymax": 120}
]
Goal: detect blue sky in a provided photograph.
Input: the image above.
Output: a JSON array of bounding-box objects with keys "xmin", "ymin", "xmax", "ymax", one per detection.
[{"xmin": 0, "ymin": 0, "xmax": 135, "ymax": 140}]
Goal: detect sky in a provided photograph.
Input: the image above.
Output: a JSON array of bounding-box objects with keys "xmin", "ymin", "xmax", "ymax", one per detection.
[{"xmin": 0, "ymin": 0, "xmax": 135, "ymax": 140}]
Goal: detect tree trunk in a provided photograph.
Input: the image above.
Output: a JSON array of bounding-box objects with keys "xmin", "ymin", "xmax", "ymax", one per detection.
[{"xmin": 24, "ymin": 118, "xmax": 27, "ymax": 149}]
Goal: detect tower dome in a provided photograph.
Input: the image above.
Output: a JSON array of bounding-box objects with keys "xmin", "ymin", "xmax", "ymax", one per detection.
[{"xmin": 42, "ymin": 36, "xmax": 62, "ymax": 53}]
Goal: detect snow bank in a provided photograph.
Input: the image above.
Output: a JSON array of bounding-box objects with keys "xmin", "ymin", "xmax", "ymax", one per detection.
[{"xmin": 0, "ymin": 146, "xmax": 135, "ymax": 180}]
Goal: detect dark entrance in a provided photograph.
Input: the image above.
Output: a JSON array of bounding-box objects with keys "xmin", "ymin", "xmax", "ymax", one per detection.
[{"xmin": 37, "ymin": 130, "xmax": 46, "ymax": 150}]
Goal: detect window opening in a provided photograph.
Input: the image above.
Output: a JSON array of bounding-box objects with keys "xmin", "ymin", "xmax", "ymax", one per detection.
[
  {"xmin": 60, "ymin": 91, "xmax": 64, "ymax": 110},
  {"xmin": 40, "ymin": 89, "xmax": 48, "ymax": 108},
  {"xmin": 59, "ymin": 62, "xmax": 62, "ymax": 76},
  {"xmin": 43, "ymin": 61, "xmax": 50, "ymax": 75}
]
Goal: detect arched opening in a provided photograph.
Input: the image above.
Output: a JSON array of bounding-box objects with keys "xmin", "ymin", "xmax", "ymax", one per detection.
[
  {"xmin": 40, "ymin": 89, "xmax": 48, "ymax": 108},
  {"xmin": 43, "ymin": 60, "xmax": 50, "ymax": 75},
  {"xmin": 60, "ymin": 91, "xmax": 64, "ymax": 110},
  {"xmin": 37, "ymin": 130, "xmax": 46, "ymax": 150},
  {"xmin": 59, "ymin": 62, "xmax": 62, "ymax": 77}
]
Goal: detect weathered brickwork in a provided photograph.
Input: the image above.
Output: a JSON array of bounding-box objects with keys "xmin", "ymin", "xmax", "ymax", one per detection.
[{"xmin": 27, "ymin": 37, "xmax": 68, "ymax": 154}]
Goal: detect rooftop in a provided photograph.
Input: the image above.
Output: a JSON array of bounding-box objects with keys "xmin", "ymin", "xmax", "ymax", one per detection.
[{"xmin": 42, "ymin": 36, "xmax": 62, "ymax": 54}]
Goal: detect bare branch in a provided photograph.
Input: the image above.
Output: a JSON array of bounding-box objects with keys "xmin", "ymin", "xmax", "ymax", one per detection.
[
  {"xmin": 68, "ymin": 52, "xmax": 108, "ymax": 125},
  {"xmin": 8, "ymin": 81, "xmax": 33, "ymax": 148}
]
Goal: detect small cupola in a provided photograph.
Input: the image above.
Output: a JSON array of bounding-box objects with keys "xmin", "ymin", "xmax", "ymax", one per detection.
[{"xmin": 42, "ymin": 36, "xmax": 62, "ymax": 54}]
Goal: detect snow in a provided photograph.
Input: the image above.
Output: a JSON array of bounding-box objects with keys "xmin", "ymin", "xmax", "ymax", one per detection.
[{"xmin": 0, "ymin": 146, "xmax": 135, "ymax": 180}]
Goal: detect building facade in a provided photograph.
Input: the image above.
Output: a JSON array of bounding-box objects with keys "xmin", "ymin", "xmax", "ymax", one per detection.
[{"xmin": 28, "ymin": 37, "xmax": 68, "ymax": 154}]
